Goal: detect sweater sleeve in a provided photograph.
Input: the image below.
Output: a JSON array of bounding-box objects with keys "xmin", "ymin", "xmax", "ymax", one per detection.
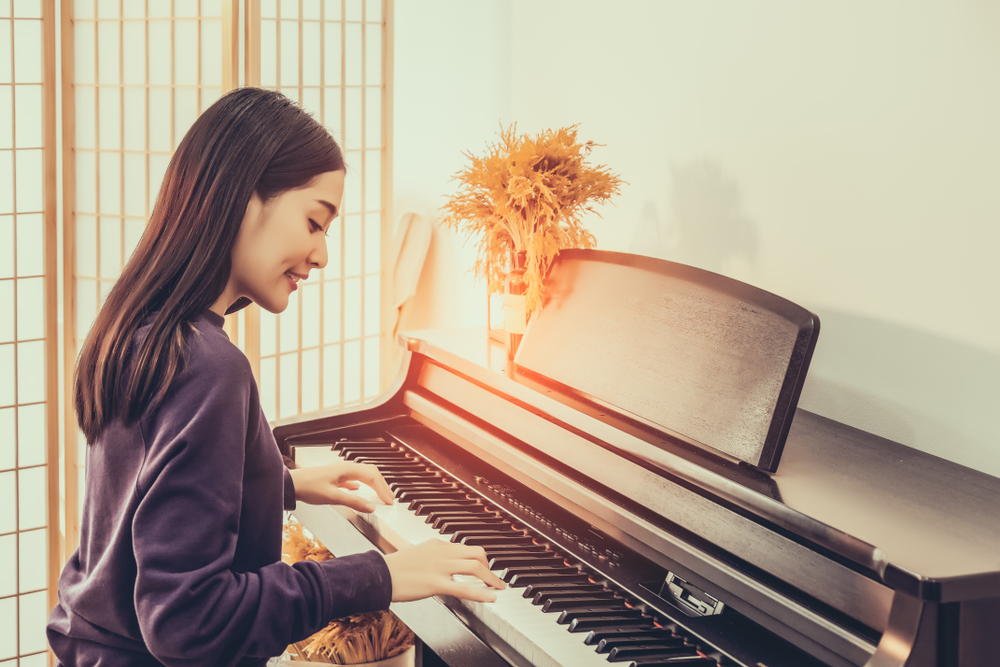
[
  {"xmin": 131, "ymin": 346, "xmax": 391, "ymax": 666},
  {"xmin": 283, "ymin": 466, "xmax": 297, "ymax": 511}
]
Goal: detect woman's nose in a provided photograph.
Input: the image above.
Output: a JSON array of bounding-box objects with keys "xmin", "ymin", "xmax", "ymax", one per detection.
[{"xmin": 310, "ymin": 234, "xmax": 329, "ymax": 269}]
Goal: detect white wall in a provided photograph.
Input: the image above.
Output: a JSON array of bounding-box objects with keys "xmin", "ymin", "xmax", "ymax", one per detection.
[{"xmin": 393, "ymin": 1, "xmax": 1000, "ymax": 478}]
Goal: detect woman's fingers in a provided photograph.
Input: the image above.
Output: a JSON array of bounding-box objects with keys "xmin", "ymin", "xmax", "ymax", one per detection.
[
  {"xmin": 291, "ymin": 461, "xmax": 393, "ymax": 508},
  {"xmin": 337, "ymin": 462, "xmax": 394, "ymax": 505},
  {"xmin": 447, "ymin": 557, "xmax": 506, "ymax": 593},
  {"xmin": 327, "ymin": 488, "xmax": 377, "ymax": 513},
  {"xmin": 384, "ymin": 540, "xmax": 507, "ymax": 603}
]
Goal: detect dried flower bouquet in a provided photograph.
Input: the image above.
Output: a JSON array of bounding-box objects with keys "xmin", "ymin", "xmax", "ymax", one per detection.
[
  {"xmin": 281, "ymin": 521, "xmax": 415, "ymax": 665},
  {"xmin": 442, "ymin": 124, "xmax": 623, "ymax": 315}
]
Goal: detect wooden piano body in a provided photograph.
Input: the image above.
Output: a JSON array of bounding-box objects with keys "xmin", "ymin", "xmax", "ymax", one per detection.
[{"xmin": 275, "ymin": 250, "xmax": 1000, "ymax": 667}]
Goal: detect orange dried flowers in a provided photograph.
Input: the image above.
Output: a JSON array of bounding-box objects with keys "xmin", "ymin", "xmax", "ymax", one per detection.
[{"xmin": 442, "ymin": 124, "xmax": 623, "ymax": 314}]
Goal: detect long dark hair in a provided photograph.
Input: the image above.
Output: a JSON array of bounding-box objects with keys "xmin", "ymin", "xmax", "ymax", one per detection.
[{"xmin": 75, "ymin": 88, "xmax": 345, "ymax": 442}]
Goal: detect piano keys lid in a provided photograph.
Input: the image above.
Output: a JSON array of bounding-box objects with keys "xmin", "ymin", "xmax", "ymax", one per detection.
[{"xmin": 513, "ymin": 250, "xmax": 819, "ymax": 472}]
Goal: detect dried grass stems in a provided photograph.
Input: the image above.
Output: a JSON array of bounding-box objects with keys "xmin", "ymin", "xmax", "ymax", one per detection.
[
  {"xmin": 282, "ymin": 521, "xmax": 415, "ymax": 665},
  {"xmin": 442, "ymin": 124, "xmax": 623, "ymax": 314}
]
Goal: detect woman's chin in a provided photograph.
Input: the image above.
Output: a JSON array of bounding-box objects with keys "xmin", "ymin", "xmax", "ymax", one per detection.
[{"xmin": 258, "ymin": 296, "xmax": 290, "ymax": 315}]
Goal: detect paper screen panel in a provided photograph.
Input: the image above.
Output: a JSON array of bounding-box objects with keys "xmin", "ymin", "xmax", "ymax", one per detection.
[
  {"xmin": 66, "ymin": 0, "xmax": 225, "ymax": 558},
  {"xmin": 0, "ymin": 0, "xmax": 53, "ymax": 662},
  {"xmin": 257, "ymin": 0, "xmax": 387, "ymax": 420}
]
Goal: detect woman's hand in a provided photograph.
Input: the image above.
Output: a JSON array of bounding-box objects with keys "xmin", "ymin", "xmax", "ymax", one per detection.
[
  {"xmin": 288, "ymin": 462, "xmax": 394, "ymax": 512},
  {"xmin": 382, "ymin": 539, "xmax": 507, "ymax": 603}
]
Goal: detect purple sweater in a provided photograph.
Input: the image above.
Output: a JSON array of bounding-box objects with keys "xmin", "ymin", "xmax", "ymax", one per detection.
[{"xmin": 48, "ymin": 310, "xmax": 392, "ymax": 666}]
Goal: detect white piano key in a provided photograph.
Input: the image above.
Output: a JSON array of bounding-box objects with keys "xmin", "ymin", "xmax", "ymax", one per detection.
[{"xmin": 298, "ymin": 447, "xmax": 611, "ymax": 667}]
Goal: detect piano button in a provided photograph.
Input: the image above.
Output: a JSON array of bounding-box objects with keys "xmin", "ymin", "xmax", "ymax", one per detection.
[
  {"xmin": 533, "ymin": 589, "xmax": 617, "ymax": 605},
  {"xmin": 508, "ymin": 572, "xmax": 592, "ymax": 588},
  {"xmin": 567, "ymin": 616, "xmax": 655, "ymax": 633},
  {"xmin": 541, "ymin": 596, "xmax": 626, "ymax": 612},
  {"xmin": 597, "ymin": 635, "xmax": 687, "ymax": 653},
  {"xmin": 411, "ymin": 500, "xmax": 481, "ymax": 515},
  {"xmin": 522, "ymin": 582, "xmax": 605, "ymax": 598}
]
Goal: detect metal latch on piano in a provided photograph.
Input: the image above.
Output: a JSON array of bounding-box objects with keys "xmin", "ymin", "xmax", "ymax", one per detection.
[{"xmin": 664, "ymin": 572, "xmax": 726, "ymax": 617}]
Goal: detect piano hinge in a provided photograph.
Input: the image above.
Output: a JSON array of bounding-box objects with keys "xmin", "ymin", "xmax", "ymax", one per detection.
[{"xmin": 665, "ymin": 571, "xmax": 726, "ymax": 617}]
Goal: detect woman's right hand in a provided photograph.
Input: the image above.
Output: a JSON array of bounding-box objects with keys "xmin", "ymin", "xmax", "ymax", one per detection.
[{"xmin": 382, "ymin": 539, "xmax": 506, "ymax": 603}]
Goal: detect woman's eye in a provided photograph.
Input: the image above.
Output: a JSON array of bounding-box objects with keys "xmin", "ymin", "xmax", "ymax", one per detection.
[{"xmin": 309, "ymin": 219, "xmax": 326, "ymax": 235}]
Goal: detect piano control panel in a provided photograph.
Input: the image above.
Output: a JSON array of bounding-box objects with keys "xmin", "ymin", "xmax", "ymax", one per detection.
[{"xmin": 292, "ymin": 420, "xmax": 832, "ymax": 667}]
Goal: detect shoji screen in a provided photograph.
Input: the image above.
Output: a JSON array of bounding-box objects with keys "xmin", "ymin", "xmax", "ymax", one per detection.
[
  {"xmin": 0, "ymin": 1, "xmax": 58, "ymax": 665},
  {"xmin": 65, "ymin": 0, "xmax": 225, "ymax": 550},
  {"xmin": 255, "ymin": 0, "xmax": 392, "ymax": 421}
]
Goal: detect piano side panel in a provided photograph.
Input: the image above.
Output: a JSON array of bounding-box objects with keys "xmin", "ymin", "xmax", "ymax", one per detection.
[{"xmin": 959, "ymin": 596, "xmax": 1000, "ymax": 667}]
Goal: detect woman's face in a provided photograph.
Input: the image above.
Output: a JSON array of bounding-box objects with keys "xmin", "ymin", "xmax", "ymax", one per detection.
[{"xmin": 226, "ymin": 170, "xmax": 345, "ymax": 314}]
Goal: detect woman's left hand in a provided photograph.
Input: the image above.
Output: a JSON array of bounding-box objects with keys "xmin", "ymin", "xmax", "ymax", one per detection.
[{"xmin": 289, "ymin": 462, "xmax": 394, "ymax": 512}]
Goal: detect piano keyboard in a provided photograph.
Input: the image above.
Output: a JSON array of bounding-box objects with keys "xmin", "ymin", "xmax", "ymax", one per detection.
[{"xmin": 295, "ymin": 437, "xmax": 720, "ymax": 667}]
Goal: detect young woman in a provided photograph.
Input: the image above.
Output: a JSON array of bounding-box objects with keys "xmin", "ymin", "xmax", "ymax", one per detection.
[{"xmin": 47, "ymin": 87, "xmax": 505, "ymax": 667}]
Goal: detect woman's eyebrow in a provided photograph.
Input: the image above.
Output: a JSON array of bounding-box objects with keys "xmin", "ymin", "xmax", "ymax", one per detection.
[{"xmin": 316, "ymin": 199, "xmax": 338, "ymax": 220}]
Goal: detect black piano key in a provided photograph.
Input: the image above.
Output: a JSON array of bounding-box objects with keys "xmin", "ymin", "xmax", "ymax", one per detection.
[
  {"xmin": 450, "ymin": 528, "xmax": 526, "ymax": 541},
  {"xmin": 331, "ymin": 440, "xmax": 390, "ymax": 451},
  {"xmin": 585, "ymin": 629, "xmax": 678, "ymax": 647},
  {"xmin": 481, "ymin": 546, "xmax": 553, "ymax": 561},
  {"xmin": 522, "ymin": 581, "xmax": 604, "ymax": 598},
  {"xmin": 568, "ymin": 616, "xmax": 655, "ymax": 633},
  {"xmin": 623, "ymin": 658, "xmax": 716, "ymax": 667},
  {"xmin": 411, "ymin": 500, "xmax": 481, "ymax": 515},
  {"xmin": 508, "ymin": 572, "xmax": 592, "ymax": 588},
  {"xmin": 341, "ymin": 450, "xmax": 411, "ymax": 461},
  {"xmin": 391, "ymin": 482, "xmax": 453, "ymax": 493},
  {"xmin": 338, "ymin": 449, "xmax": 403, "ymax": 459},
  {"xmin": 597, "ymin": 635, "xmax": 687, "ymax": 653},
  {"xmin": 607, "ymin": 645, "xmax": 701, "ymax": 662},
  {"xmin": 557, "ymin": 608, "xmax": 643, "ymax": 624},
  {"xmin": 500, "ymin": 565, "xmax": 580, "ymax": 583},
  {"xmin": 489, "ymin": 555, "xmax": 564, "ymax": 570},
  {"xmin": 459, "ymin": 534, "xmax": 536, "ymax": 547},
  {"xmin": 396, "ymin": 490, "xmax": 469, "ymax": 503},
  {"xmin": 438, "ymin": 519, "xmax": 512, "ymax": 534},
  {"xmin": 541, "ymin": 596, "xmax": 626, "ymax": 612},
  {"xmin": 352, "ymin": 458, "xmax": 423, "ymax": 468},
  {"xmin": 428, "ymin": 511, "xmax": 500, "ymax": 526},
  {"xmin": 362, "ymin": 463, "xmax": 429, "ymax": 472},
  {"xmin": 380, "ymin": 472, "xmax": 440, "ymax": 482},
  {"xmin": 533, "ymin": 588, "xmax": 617, "ymax": 605},
  {"xmin": 437, "ymin": 519, "xmax": 516, "ymax": 535}
]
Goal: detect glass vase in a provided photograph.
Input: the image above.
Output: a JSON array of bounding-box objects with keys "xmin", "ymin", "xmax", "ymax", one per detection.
[{"xmin": 502, "ymin": 251, "xmax": 528, "ymax": 359}]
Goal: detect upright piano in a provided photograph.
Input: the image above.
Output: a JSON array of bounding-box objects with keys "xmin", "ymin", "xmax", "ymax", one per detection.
[{"xmin": 275, "ymin": 250, "xmax": 1000, "ymax": 667}]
